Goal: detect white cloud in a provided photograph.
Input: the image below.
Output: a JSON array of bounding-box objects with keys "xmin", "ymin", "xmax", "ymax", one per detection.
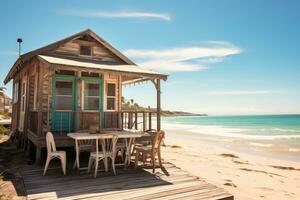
[
  {"xmin": 208, "ymin": 90, "xmax": 286, "ymax": 95},
  {"xmin": 60, "ymin": 10, "xmax": 171, "ymax": 21},
  {"xmin": 139, "ymin": 60, "xmax": 207, "ymax": 72},
  {"xmin": 123, "ymin": 41, "xmax": 242, "ymax": 72}
]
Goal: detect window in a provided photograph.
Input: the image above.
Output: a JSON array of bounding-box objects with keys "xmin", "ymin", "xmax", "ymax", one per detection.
[
  {"xmin": 83, "ymin": 82, "xmax": 99, "ymax": 111},
  {"xmin": 106, "ymin": 83, "xmax": 116, "ymax": 110},
  {"xmin": 55, "ymin": 81, "xmax": 73, "ymax": 110},
  {"xmin": 55, "ymin": 70, "xmax": 75, "ymax": 75},
  {"xmin": 82, "ymin": 72, "xmax": 99, "ymax": 78},
  {"xmin": 80, "ymin": 46, "xmax": 92, "ymax": 56},
  {"xmin": 13, "ymin": 82, "xmax": 19, "ymax": 103}
]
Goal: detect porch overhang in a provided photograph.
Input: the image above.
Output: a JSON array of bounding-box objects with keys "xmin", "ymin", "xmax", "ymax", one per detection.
[{"xmin": 38, "ymin": 55, "xmax": 168, "ymax": 82}]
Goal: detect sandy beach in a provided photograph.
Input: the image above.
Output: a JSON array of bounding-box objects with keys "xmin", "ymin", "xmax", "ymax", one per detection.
[{"xmin": 162, "ymin": 129, "xmax": 300, "ymax": 200}]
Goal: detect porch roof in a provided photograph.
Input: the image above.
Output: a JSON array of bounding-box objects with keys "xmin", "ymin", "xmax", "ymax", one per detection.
[{"xmin": 38, "ymin": 55, "xmax": 168, "ymax": 81}]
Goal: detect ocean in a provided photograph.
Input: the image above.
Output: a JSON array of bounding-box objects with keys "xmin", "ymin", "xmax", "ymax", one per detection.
[{"xmin": 162, "ymin": 114, "xmax": 300, "ymax": 154}]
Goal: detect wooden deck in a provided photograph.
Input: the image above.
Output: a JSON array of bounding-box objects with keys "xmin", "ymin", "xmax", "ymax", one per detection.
[{"xmin": 20, "ymin": 162, "xmax": 233, "ymax": 200}]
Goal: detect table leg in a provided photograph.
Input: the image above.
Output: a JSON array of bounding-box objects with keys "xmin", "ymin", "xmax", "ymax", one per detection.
[
  {"xmin": 75, "ymin": 139, "xmax": 80, "ymax": 170},
  {"xmin": 104, "ymin": 157, "xmax": 108, "ymax": 172},
  {"xmin": 125, "ymin": 138, "xmax": 135, "ymax": 168}
]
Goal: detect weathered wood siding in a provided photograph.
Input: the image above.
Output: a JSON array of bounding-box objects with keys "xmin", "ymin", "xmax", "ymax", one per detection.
[
  {"xmin": 39, "ymin": 61, "xmax": 53, "ymax": 134},
  {"xmin": 11, "ymin": 78, "xmax": 20, "ymax": 132},
  {"xmin": 47, "ymin": 38, "xmax": 125, "ymax": 64}
]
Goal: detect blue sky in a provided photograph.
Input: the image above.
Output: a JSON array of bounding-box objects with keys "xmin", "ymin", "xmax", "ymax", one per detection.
[{"xmin": 0, "ymin": 0, "xmax": 299, "ymax": 115}]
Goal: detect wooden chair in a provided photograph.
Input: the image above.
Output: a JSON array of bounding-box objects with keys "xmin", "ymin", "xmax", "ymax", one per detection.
[
  {"xmin": 115, "ymin": 139, "xmax": 127, "ymax": 161},
  {"xmin": 88, "ymin": 134, "xmax": 118, "ymax": 178},
  {"xmin": 43, "ymin": 132, "xmax": 66, "ymax": 176},
  {"xmin": 134, "ymin": 131, "xmax": 165, "ymax": 173}
]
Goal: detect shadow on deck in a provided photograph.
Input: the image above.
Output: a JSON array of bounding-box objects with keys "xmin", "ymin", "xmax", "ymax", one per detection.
[{"xmin": 20, "ymin": 161, "xmax": 234, "ymax": 200}]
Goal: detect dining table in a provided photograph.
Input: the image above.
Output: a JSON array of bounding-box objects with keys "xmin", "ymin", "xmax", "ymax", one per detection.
[{"xmin": 67, "ymin": 130, "xmax": 148, "ymax": 171}]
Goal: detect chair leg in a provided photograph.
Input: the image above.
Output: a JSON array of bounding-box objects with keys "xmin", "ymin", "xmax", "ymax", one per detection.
[
  {"xmin": 120, "ymin": 149, "xmax": 124, "ymax": 161},
  {"xmin": 123, "ymin": 151, "xmax": 128, "ymax": 167},
  {"xmin": 104, "ymin": 157, "xmax": 108, "ymax": 172},
  {"xmin": 43, "ymin": 157, "xmax": 51, "ymax": 176},
  {"xmin": 73, "ymin": 159, "xmax": 76, "ymax": 169},
  {"xmin": 112, "ymin": 157, "xmax": 116, "ymax": 175},
  {"xmin": 135, "ymin": 151, "xmax": 139, "ymax": 168},
  {"xmin": 60, "ymin": 156, "xmax": 66, "ymax": 175},
  {"xmin": 158, "ymin": 150, "xmax": 162, "ymax": 167},
  {"xmin": 142, "ymin": 153, "xmax": 146, "ymax": 165},
  {"xmin": 94, "ymin": 158, "xmax": 99, "ymax": 178},
  {"xmin": 73, "ymin": 152, "xmax": 79, "ymax": 170},
  {"xmin": 151, "ymin": 154, "xmax": 155, "ymax": 173},
  {"xmin": 88, "ymin": 157, "xmax": 92, "ymax": 173}
]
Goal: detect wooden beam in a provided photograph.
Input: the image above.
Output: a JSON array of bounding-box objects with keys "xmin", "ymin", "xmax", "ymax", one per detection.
[
  {"xmin": 156, "ymin": 79, "xmax": 161, "ymax": 131},
  {"xmin": 36, "ymin": 62, "xmax": 43, "ymax": 164}
]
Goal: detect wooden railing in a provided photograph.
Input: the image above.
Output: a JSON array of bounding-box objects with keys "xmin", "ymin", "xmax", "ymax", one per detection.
[{"xmin": 28, "ymin": 110, "xmax": 157, "ymax": 136}]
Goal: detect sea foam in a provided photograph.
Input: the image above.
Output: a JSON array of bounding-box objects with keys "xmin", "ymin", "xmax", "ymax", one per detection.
[{"xmin": 163, "ymin": 123, "xmax": 300, "ymax": 140}]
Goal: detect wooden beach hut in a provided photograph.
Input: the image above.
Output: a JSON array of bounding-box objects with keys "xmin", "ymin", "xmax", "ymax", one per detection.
[{"xmin": 4, "ymin": 29, "xmax": 167, "ymax": 163}]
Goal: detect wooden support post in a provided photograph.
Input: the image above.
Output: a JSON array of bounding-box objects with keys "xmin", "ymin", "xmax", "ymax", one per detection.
[
  {"xmin": 98, "ymin": 112, "xmax": 101, "ymax": 130},
  {"xmin": 156, "ymin": 79, "xmax": 161, "ymax": 131},
  {"xmin": 143, "ymin": 112, "xmax": 146, "ymax": 132},
  {"xmin": 35, "ymin": 145, "xmax": 41, "ymax": 164},
  {"xmin": 26, "ymin": 139, "xmax": 31, "ymax": 156},
  {"xmin": 36, "ymin": 65, "xmax": 43, "ymax": 138},
  {"xmin": 128, "ymin": 112, "xmax": 131, "ymax": 129},
  {"xmin": 135, "ymin": 111, "xmax": 138, "ymax": 130},
  {"xmin": 23, "ymin": 73, "xmax": 30, "ymax": 151},
  {"xmin": 120, "ymin": 112, "xmax": 124, "ymax": 130},
  {"xmin": 149, "ymin": 112, "xmax": 152, "ymax": 130}
]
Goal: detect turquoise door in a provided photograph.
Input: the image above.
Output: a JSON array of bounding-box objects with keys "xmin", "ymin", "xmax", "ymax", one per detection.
[
  {"xmin": 52, "ymin": 75, "xmax": 76, "ymax": 133},
  {"xmin": 82, "ymin": 77, "xmax": 104, "ymax": 128}
]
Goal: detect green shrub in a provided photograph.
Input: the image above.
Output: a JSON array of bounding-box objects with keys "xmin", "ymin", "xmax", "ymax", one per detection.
[
  {"xmin": 0, "ymin": 112, "xmax": 10, "ymax": 120},
  {"xmin": 0, "ymin": 125, "xmax": 7, "ymax": 135}
]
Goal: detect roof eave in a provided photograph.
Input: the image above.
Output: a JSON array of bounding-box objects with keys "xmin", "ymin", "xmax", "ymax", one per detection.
[
  {"xmin": 38, "ymin": 55, "xmax": 168, "ymax": 81},
  {"xmin": 4, "ymin": 58, "xmax": 22, "ymax": 84}
]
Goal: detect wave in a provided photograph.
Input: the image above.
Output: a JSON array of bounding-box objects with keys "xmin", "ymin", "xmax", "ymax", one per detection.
[
  {"xmin": 249, "ymin": 142, "xmax": 273, "ymax": 147},
  {"xmin": 163, "ymin": 123, "xmax": 300, "ymax": 140},
  {"xmin": 289, "ymin": 148, "xmax": 300, "ymax": 152},
  {"xmin": 252, "ymin": 128, "xmax": 300, "ymax": 133}
]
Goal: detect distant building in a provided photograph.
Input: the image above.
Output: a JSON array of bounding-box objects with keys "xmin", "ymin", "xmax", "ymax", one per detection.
[{"xmin": 0, "ymin": 93, "xmax": 12, "ymax": 113}]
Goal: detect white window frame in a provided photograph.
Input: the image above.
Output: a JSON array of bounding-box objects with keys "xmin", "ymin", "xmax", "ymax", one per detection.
[
  {"xmin": 106, "ymin": 81, "xmax": 117, "ymax": 111},
  {"xmin": 55, "ymin": 80, "xmax": 73, "ymax": 111},
  {"xmin": 82, "ymin": 80, "xmax": 100, "ymax": 112},
  {"xmin": 13, "ymin": 82, "xmax": 19, "ymax": 104}
]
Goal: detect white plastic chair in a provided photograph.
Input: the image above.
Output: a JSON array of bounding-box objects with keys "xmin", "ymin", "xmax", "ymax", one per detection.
[
  {"xmin": 88, "ymin": 134, "xmax": 118, "ymax": 178},
  {"xmin": 73, "ymin": 130, "xmax": 95, "ymax": 169},
  {"xmin": 43, "ymin": 132, "xmax": 66, "ymax": 176}
]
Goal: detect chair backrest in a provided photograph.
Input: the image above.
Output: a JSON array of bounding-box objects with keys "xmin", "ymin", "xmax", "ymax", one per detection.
[
  {"xmin": 98, "ymin": 134, "xmax": 118, "ymax": 157},
  {"xmin": 46, "ymin": 132, "xmax": 56, "ymax": 154},
  {"xmin": 76, "ymin": 130, "xmax": 95, "ymax": 147},
  {"xmin": 152, "ymin": 131, "xmax": 165, "ymax": 150}
]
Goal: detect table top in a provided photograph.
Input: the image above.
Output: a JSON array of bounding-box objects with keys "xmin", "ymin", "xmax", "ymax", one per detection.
[{"xmin": 67, "ymin": 130, "xmax": 148, "ymax": 140}]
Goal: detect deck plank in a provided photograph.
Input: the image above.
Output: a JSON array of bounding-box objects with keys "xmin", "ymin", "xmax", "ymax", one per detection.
[{"xmin": 20, "ymin": 162, "xmax": 233, "ymax": 200}]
